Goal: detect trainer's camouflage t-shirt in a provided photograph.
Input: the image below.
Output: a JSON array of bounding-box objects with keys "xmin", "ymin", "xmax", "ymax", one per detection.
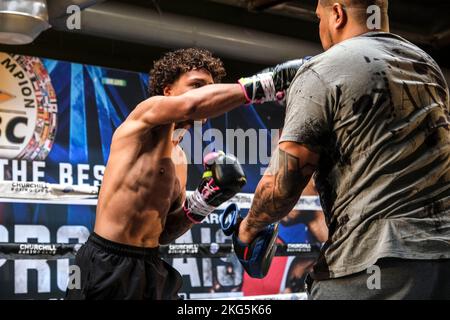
[{"xmin": 281, "ymin": 32, "xmax": 450, "ymax": 279}]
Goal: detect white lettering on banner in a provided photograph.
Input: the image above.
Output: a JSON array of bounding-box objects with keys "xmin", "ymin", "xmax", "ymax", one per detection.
[
  {"xmin": 172, "ymin": 231, "xmax": 201, "ymax": 287},
  {"xmin": 15, "ymin": 260, "xmax": 51, "ymax": 294},
  {"xmin": 77, "ymin": 164, "xmax": 90, "ymax": 187},
  {"xmin": 32, "ymin": 161, "xmax": 45, "ymax": 182},
  {"xmin": 201, "ymin": 228, "xmax": 211, "ymax": 244},
  {"xmin": 0, "ymin": 159, "xmax": 105, "ymax": 185},
  {"xmin": 168, "ymin": 244, "xmax": 199, "ymax": 255},
  {"xmin": 15, "ymin": 225, "xmax": 50, "ymax": 243},
  {"xmin": 14, "ymin": 225, "xmax": 51, "ymax": 294},
  {"xmin": 216, "ymin": 228, "xmax": 242, "ymax": 287},
  {"xmin": 0, "ymin": 225, "xmax": 91, "ymax": 294},
  {"xmin": 0, "ymin": 159, "xmax": 7, "ymax": 179},
  {"xmin": 0, "ymin": 223, "xmax": 245, "ymax": 296},
  {"xmin": 93, "ymin": 165, "xmax": 104, "ymax": 187},
  {"xmin": 201, "ymin": 228, "xmax": 212, "ymax": 287},
  {"xmin": 12, "ymin": 160, "xmax": 27, "ymax": 181},
  {"xmin": 59, "ymin": 163, "xmax": 73, "ymax": 185},
  {"xmin": 0, "ymin": 225, "xmax": 7, "ymax": 267},
  {"xmin": 286, "ymin": 243, "xmax": 312, "ymax": 253},
  {"xmin": 207, "ymin": 213, "xmax": 220, "ymax": 225},
  {"xmin": 18, "ymin": 243, "xmax": 56, "ymax": 255},
  {"xmin": 168, "ymin": 226, "xmax": 242, "ymax": 289},
  {"xmin": 56, "ymin": 226, "xmax": 89, "ymax": 291},
  {"xmin": 202, "ymin": 259, "xmax": 213, "ymax": 287}
]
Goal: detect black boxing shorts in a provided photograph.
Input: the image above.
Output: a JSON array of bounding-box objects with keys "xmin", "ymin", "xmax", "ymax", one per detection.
[{"xmin": 65, "ymin": 232, "xmax": 183, "ymax": 300}]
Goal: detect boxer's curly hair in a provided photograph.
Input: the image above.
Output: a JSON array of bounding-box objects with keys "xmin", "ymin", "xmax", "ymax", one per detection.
[{"xmin": 149, "ymin": 48, "xmax": 226, "ymax": 96}]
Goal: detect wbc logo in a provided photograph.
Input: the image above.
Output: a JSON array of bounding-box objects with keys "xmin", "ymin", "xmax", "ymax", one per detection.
[{"xmin": 0, "ymin": 52, "xmax": 57, "ymax": 160}]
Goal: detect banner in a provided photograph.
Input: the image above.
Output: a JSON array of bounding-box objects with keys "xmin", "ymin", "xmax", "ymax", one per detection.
[{"xmin": 0, "ymin": 52, "xmax": 324, "ymax": 299}]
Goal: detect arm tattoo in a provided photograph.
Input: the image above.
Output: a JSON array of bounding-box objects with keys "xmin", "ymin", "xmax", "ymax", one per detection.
[{"xmin": 246, "ymin": 148, "xmax": 316, "ymax": 232}]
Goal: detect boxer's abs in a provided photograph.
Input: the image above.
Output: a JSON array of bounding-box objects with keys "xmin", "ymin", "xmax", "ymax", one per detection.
[{"xmin": 95, "ymin": 148, "xmax": 181, "ymax": 248}]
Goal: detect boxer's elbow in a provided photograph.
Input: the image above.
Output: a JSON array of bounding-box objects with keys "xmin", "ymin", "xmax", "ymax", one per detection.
[
  {"xmin": 159, "ymin": 222, "xmax": 191, "ymax": 245},
  {"xmin": 159, "ymin": 229, "xmax": 179, "ymax": 245},
  {"xmin": 159, "ymin": 231, "xmax": 188, "ymax": 245},
  {"xmin": 158, "ymin": 233, "xmax": 173, "ymax": 245}
]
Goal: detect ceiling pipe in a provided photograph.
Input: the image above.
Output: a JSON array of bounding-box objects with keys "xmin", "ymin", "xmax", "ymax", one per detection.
[
  {"xmin": 53, "ymin": 1, "xmax": 322, "ymax": 64},
  {"xmin": 246, "ymin": 0, "xmax": 288, "ymax": 11},
  {"xmin": 209, "ymin": 0, "xmax": 450, "ymax": 49}
]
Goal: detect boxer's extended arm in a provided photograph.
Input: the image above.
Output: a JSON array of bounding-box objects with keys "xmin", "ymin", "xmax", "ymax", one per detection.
[
  {"xmin": 135, "ymin": 84, "xmax": 247, "ymax": 127},
  {"xmin": 130, "ymin": 58, "xmax": 311, "ymax": 129},
  {"xmin": 238, "ymin": 141, "xmax": 320, "ymax": 244}
]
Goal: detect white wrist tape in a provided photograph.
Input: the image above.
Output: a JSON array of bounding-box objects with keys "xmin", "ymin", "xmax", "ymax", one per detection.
[
  {"xmin": 185, "ymin": 189, "xmax": 216, "ymax": 220},
  {"xmin": 258, "ymin": 72, "xmax": 276, "ymax": 102}
]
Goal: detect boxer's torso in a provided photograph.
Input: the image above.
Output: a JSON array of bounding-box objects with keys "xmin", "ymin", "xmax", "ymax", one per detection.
[{"xmin": 94, "ymin": 122, "xmax": 186, "ymax": 248}]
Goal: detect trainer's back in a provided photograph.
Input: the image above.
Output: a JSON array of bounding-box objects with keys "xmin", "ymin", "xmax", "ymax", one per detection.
[{"xmin": 285, "ymin": 31, "xmax": 450, "ymax": 279}]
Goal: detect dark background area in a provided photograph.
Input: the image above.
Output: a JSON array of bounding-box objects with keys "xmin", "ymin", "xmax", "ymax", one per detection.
[{"xmin": 0, "ymin": 0, "xmax": 449, "ymax": 81}]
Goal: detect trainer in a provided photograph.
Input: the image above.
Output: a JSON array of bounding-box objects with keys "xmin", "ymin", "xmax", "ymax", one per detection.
[{"xmin": 237, "ymin": 0, "xmax": 450, "ymax": 299}]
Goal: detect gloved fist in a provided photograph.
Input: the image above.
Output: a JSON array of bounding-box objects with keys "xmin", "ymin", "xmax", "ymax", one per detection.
[
  {"xmin": 238, "ymin": 57, "xmax": 312, "ymax": 104},
  {"xmin": 219, "ymin": 203, "xmax": 279, "ymax": 279},
  {"xmin": 184, "ymin": 151, "xmax": 246, "ymax": 224}
]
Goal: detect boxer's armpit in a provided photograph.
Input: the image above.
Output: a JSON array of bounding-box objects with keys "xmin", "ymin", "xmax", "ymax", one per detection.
[{"xmin": 246, "ymin": 148, "xmax": 316, "ymax": 232}]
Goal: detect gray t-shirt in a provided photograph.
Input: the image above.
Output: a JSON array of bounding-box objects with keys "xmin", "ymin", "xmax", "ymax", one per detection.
[{"xmin": 281, "ymin": 32, "xmax": 450, "ymax": 279}]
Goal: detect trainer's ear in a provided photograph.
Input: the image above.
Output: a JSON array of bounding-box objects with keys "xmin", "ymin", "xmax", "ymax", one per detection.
[
  {"xmin": 163, "ymin": 85, "xmax": 172, "ymax": 96},
  {"xmin": 331, "ymin": 2, "xmax": 347, "ymax": 29}
]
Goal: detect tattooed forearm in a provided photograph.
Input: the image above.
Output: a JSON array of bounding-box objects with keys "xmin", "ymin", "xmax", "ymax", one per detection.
[
  {"xmin": 245, "ymin": 148, "xmax": 316, "ymax": 233},
  {"xmin": 159, "ymin": 206, "xmax": 193, "ymax": 245}
]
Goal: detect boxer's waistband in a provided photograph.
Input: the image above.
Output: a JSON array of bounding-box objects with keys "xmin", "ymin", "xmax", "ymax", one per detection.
[{"xmin": 87, "ymin": 232, "xmax": 159, "ymax": 259}]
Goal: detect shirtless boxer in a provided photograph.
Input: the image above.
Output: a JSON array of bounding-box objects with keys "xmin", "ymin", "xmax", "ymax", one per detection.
[{"xmin": 65, "ymin": 48, "xmax": 307, "ymax": 300}]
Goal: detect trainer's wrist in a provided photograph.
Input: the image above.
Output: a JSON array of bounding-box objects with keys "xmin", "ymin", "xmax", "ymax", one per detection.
[{"xmin": 238, "ymin": 218, "xmax": 258, "ymax": 244}]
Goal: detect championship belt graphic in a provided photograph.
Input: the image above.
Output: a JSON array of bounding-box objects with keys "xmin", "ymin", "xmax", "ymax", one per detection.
[{"xmin": 0, "ymin": 52, "xmax": 57, "ymax": 161}]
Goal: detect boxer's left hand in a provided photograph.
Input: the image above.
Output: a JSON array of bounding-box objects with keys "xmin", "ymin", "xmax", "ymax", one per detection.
[
  {"xmin": 238, "ymin": 57, "xmax": 312, "ymax": 104},
  {"xmin": 184, "ymin": 151, "xmax": 246, "ymax": 223}
]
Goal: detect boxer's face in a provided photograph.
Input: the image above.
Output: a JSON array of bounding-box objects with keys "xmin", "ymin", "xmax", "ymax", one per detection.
[
  {"xmin": 165, "ymin": 68, "xmax": 214, "ymax": 97},
  {"xmin": 164, "ymin": 69, "xmax": 213, "ymax": 144}
]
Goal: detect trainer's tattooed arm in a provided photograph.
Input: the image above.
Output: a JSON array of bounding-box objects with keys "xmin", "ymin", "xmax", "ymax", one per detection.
[{"xmin": 238, "ymin": 141, "xmax": 320, "ymax": 243}]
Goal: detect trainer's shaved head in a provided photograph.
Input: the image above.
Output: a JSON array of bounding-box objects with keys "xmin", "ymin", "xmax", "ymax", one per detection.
[
  {"xmin": 320, "ymin": 0, "xmax": 388, "ymax": 23},
  {"xmin": 320, "ymin": 0, "xmax": 387, "ymax": 7},
  {"xmin": 316, "ymin": 0, "xmax": 389, "ymax": 50}
]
